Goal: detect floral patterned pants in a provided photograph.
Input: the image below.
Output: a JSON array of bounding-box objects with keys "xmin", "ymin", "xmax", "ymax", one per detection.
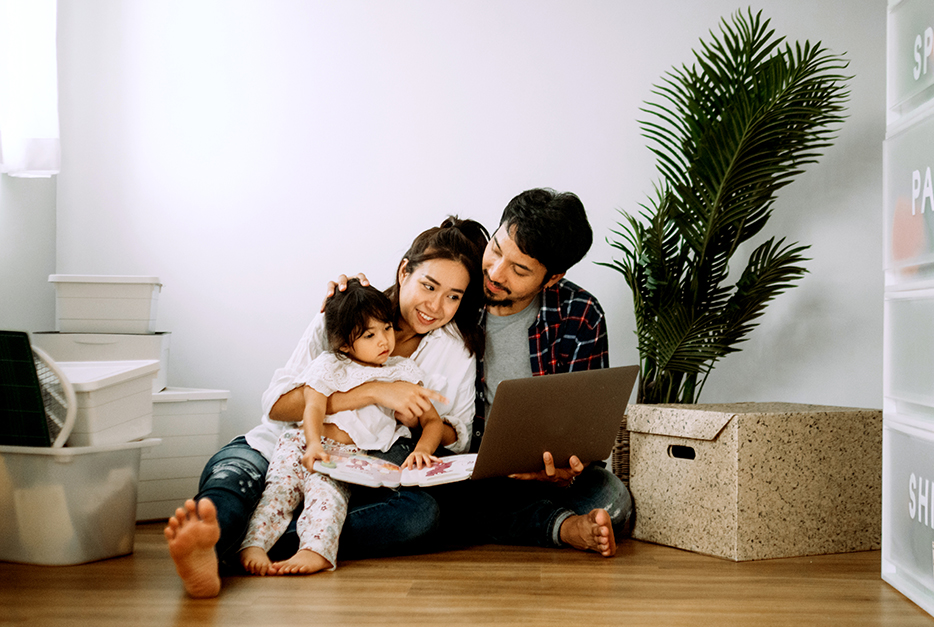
[{"xmin": 239, "ymin": 429, "xmax": 358, "ymax": 569}]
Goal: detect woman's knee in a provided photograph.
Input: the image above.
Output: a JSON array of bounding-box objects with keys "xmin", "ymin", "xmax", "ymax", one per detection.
[{"xmin": 198, "ymin": 437, "xmax": 269, "ymax": 497}]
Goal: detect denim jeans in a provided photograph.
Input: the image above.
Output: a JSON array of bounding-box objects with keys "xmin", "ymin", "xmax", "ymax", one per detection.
[
  {"xmin": 428, "ymin": 463, "xmax": 633, "ymax": 549},
  {"xmin": 195, "ymin": 436, "xmax": 439, "ymax": 569}
]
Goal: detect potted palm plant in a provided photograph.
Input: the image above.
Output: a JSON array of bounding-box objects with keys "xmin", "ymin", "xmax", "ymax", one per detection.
[
  {"xmin": 602, "ymin": 8, "xmax": 850, "ymax": 405},
  {"xmin": 603, "ymin": 9, "xmax": 851, "ymax": 486}
]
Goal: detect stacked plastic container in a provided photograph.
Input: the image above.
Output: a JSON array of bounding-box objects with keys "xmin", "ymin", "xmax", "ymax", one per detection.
[
  {"xmin": 0, "ymin": 276, "xmax": 167, "ymax": 565},
  {"xmin": 883, "ymin": 1, "xmax": 934, "ymax": 617},
  {"xmin": 34, "ymin": 275, "xmax": 229, "ymax": 523},
  {"xmin": 38, "ymin": 275, "xmax": 169, "ymax": 446}
]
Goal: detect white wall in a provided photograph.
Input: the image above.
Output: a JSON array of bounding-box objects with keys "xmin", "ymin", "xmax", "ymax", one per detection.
[{"xmin": 51, "ymin": 0, "xmax": 886, "ymax": 442}]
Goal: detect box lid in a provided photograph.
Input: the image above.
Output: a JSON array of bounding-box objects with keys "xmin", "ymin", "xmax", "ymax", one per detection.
[
  {"xmin": 153, "ymin": 387, "xmax": 230, "ymax": 403},
  {"xmin": 56, "ymin": 360, "xmax": 160, "ymax": 391},
  {"xmin": 627, "ymin": 403, "xmax": 736, "ymax": 440},
  {"xmin": 49, "ymin": 274, "xmax": 162, "ymax": 285},
  {"xmin": 626, "ymin": 402, "xmax": 878, "ymax": 441}
]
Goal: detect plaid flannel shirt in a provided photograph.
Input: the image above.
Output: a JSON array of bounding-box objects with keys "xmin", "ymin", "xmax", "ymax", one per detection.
[{"xmin": 471, "ymin": 278, "xmax": 609, "ymax": 450}]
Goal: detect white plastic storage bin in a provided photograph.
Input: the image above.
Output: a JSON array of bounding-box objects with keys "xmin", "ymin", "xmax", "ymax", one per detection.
[
  {"xmin": 49, "ymin": 275, "xmax": 162, "ymax": 334},
  {"xmin": 0, "ymin": 439, "xmax": 160, "ymax": 565},
  {"xmin": 137, "ymin": 387, "xmax": 227, "ymax": 521},
  {"xmin": 57, "ymin": 360, "xmax": 160, "ymax": 446},
  {"xmin": 883, "ymin": 415, "xmax": 934, "ymax": 616},
  {"xmin": 31, "ymin": 331, "xmax": 171, "ymax": 393}
]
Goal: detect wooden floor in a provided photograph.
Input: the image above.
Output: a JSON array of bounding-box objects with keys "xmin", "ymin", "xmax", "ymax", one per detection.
[{"xmin": 1, "ymin": 523, "xmax": 932, "ymax": 627}]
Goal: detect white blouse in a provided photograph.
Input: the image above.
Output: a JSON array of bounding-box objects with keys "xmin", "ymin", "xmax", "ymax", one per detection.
[{"xmin": 245, "ymin": 313, "xmax": 476, "ymax": 460}]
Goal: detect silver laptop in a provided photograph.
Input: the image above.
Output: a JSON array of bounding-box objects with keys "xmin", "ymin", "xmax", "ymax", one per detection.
[{"xmin": 469, "ymin": 365, "xmax": 639, "ymax": 480}]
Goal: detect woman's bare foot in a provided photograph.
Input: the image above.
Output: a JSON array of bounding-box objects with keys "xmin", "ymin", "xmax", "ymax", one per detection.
[
  {"xmin": 559, "ymin": 508, "xmax": 617, "ymax": 557},
  {"xmin": 270, "ymin": 549, "xmax": 332, "ymax": 575},
  {"xmin": 240, "ymin": 546, "xmax": 273, "ymax": 576},
  {"xmin": 164, "ymin": 499, "xmax": 222, "ymax": 598}
]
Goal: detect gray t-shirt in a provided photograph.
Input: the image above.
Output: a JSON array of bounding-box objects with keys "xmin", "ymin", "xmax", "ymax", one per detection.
[{"xmin": 483, "ymin": 294, "xmax": 541, "ymax": 415}]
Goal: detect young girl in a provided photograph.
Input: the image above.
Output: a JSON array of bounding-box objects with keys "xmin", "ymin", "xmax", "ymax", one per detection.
[{"xmin": 238, "ymin": 280, "xmax": 444, "ymax": 575}]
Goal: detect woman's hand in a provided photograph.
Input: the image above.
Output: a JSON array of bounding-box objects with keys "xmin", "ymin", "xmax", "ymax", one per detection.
[
  {"xmin": 320, "ymin": 273, "xmax": 370, "ymax": 312},
  {"xmin": 508, "ymin": 452, "xmax": 584, "ymax": 486},
  {"xmin": 402, "ymin": 451, "xmax": 439, "ymax": 470},
  {"xmin": 322, "ymin": 381, "xmax": 448, "ymax": 428},
  {"xmin": 373, "ymin": 381, "xmax": 449, "ymax": 426},
  {"xmin": 302, "ymin": 441, "xmax": 330, "ymax": 473}
]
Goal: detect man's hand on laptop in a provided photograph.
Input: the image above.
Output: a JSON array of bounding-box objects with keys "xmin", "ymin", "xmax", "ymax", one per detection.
[{"xmin": 509, "ymin": 452, "xmax": 584, "ymax": 486}]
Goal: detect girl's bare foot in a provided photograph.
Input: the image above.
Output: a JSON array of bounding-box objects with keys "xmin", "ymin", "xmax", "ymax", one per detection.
[
  {"xmin": 240, "ymin": 546, "xmax": 273, "ymax": 575},
  {"xmin": 164, "ymin": 499, "xmax": 222, "ymax": 598},
  {"xmin": 559, "ymin": 508, "xmax": 617, "ymax": 557},
  {"xmin": 270, "ymin": 549, "xmax": 332, "ymax": 575}
]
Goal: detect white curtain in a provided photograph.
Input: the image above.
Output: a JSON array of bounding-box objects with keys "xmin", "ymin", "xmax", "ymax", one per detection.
[{"xmin": 0, "ymin": 0, "xmax": 59, "ymax": 178}]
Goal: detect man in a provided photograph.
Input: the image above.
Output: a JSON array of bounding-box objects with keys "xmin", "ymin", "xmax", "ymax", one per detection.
[{"xmin": 431, "ymin": 187, "xmax": 632, "ymax": 557}]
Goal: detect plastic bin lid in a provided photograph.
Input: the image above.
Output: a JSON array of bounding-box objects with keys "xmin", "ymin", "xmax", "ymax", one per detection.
[
  {"xmin": 56, "ymin": 360, "xmax": 161, "ymax": 391},
  {"xmin": 48, "ymin": 274, "xmax": 161, "ymax": 285},
  {"xmin": 0, "ymin": 437, "xmax": 161, "ymax": 457},
  {"xmin": 153, "ymin": 387, "xmax": 230, "ymax": 402}
]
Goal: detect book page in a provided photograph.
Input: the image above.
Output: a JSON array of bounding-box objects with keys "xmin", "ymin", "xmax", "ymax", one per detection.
[{"xmin": 400, "ymin": 453, "xmax": 477, "ymax": 487}]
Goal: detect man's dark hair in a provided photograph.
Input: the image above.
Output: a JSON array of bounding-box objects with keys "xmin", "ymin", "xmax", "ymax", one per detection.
[
  {"xmin": 325, "ymin": 279, "xmax": 395, "ymax": 355},
  {"xmin": 498, "ymin": 188, "xmax": 592, "ymax": 278}
]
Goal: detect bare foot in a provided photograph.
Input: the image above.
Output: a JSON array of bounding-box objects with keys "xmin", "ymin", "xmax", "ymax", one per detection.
[
  {"xmin": 270, "ymin": 549, "xmax": 332, "ymax": 575},
  {"xmin": 240, "ymin": 546, "xmax": 273, "ymax": 576},
  {"xmin": 559, "ymin": 508, "xmax": 617, "ymax": 557},
  {"xmin": 164, "ymin": 498, "xmax": 222, "ymax": 598}
]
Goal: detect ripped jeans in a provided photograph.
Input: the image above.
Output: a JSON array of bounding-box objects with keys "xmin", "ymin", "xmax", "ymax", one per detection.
[{"xmin": 195, "ymin": 436, "xmax": 439, "ymax": 570}]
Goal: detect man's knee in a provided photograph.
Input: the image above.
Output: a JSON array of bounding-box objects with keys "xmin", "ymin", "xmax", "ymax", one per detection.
[{"xmin": 574, "ymin": 465, "xmax": 633, "ymax": 530}]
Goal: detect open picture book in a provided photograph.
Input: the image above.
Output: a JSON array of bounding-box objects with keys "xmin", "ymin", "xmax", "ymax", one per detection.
[{"xmin": 313, "ymin": 450, "xmax": 477, "ymax": 488}]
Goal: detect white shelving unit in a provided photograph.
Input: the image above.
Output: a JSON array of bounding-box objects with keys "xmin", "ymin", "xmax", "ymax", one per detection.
[{"xmin": 882, "ymin": 0, "xmax": 934, "ymax": 616}]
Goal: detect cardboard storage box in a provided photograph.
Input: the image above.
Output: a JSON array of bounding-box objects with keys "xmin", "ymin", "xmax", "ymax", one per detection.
[
  {"xmin": 628, "ymin": 402, "xmax": 882, "ymax": 561},
  {"xmin": 0, "ymin": 439, "xmax": 160, "ymax": 565},
  {"xmin": 49, "ymin": 275, "xmax": 162, "ymax": 334},
  {"xmin": 57, "ymin": 360, "xmax": 160, "ymax": 446},
  {"xmin": 137, "ymin": 387, "xmax": 227, "ymax": 521},
  {"xmin": 31, "ymin": 331, "xmax": 171, "ymax": 393},
  {"xmin": 882, "ymin": 414, "xmax": 934, "ymax": 616}
]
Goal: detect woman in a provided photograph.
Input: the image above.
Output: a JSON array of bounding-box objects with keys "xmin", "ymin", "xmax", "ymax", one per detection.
[{"xmin": 164, "ymin": 216, "xmax": 488, "ymax": 598}]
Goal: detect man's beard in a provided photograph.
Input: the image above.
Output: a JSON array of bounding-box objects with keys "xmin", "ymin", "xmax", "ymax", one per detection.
[
  {"xmin": 485, "ymin": 292, "xmax": 514, "ymax": 308},
  {"xmin": 483, "ymin": 275, "xmax": 514, "ymax": 308}
]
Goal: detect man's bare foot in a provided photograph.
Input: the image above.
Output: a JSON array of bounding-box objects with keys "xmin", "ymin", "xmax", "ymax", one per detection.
[
  {"xmin": 270, "ymin": 549, "xmax": 332, "ymax": 575},
  {"xmin": 164, "ymin": 498, "xmax": 222, "ymax": 598},
  {"xmin": 240, "ymin": 546, "xmax": 273, "ymax": 576},
  {"xmin": 559, "ymin": 508, "xmax": 617, "ymax": 557}
]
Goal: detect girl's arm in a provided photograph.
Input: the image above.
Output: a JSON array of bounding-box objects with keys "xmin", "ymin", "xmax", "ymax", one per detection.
[
  {"xmin": 301, "ymin": 386, "xmax": 329, "ymax": 472},
  {"xmin": 402, "ymin": 405, "xmax": 444, "ymax": 470}
]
